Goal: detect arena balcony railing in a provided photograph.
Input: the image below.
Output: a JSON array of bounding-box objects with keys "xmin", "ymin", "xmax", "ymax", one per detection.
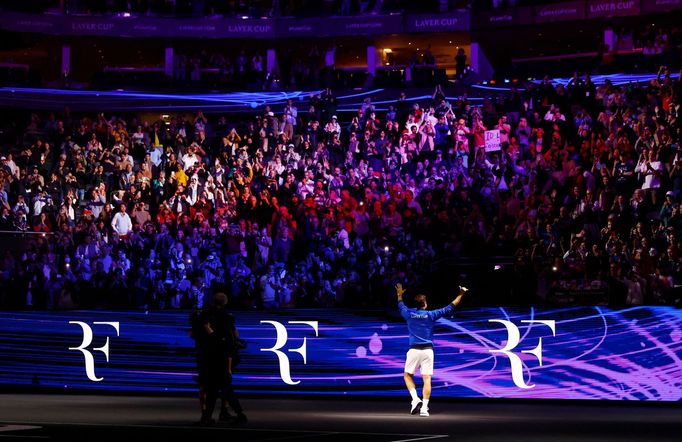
[
  {"xmin": 0, "ymin": 0, "xmax": 469, "ymax": 18},
  {"xmin": 470, "ymin": 0, "xmax": 572, "ymax": 11}
]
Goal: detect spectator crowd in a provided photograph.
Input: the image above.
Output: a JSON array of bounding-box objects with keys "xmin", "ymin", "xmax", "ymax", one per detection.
[{"xmin": 1, "ymin": 66, "xmax": 682, "ymax": 310}]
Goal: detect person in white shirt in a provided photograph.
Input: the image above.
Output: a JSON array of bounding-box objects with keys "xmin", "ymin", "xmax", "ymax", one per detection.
[
  {"xmin": 131, "ymin": 125, "xmax": 147, "ymax": 146},
  {"xmin": 325, "ymin": 116, "xmax": 341, "ymax": 136},
  {"xmin": 186, "ymin": 175, "xmax": 202, "ymax": 206},
  {"xmin": 494, "ymin": 115, "xmax": 511, "ymax": 148},
  {"xmin": 32, "ymin": 191, "xmax": 50, "ymax": 216},
  {"xmin": 13, "ymin": 195, "xmax": 29, "ymax": 216},
  {"xmin": 87, "ymin": 133, "xmax": 102, "ymax": 152},
  {"xmin": 1, "ymin": 154, "xmax": 19, "ymax": 179},
  {"xmin": 149, "ymin": 145, "xmax": 163, "ymax": 168},
  {"xmin": 260, "ymin": 265, "xmax": 279, "ymax": 309},
  {"xmin": 544, "ymin": 105, "xmax": 566, "ymax": 122},
  {"xmin": 405, "ymin": 114, "xmax": 419, "ymax": 133},
  {"xmin": 635, "ymin": 149, "xmax": 663, "ymax": 205},
  {"xmin": 100, "ymin": 247, "xmax": 113, "ymax": 273},
  {"xmin": 336, "ymin": 223, "xmax": 350, "ymax": 250},
  {"xmin": 454, "ymin": 118, "xmax": 470, "ymax": 150},
  {"xmin": 111, "ymin": 203, "xmax": 133, "ymax": 237},
  {"xmin": 425, "ymin": 107, "xmax": 438, "ymax": 127},
  {"xmin": 181, "ymin": 145, "xmax": 200, "ymax": 171},
  {"xmin": 284, "ymin": 99, "xmax": 297, "ymax": 126}
]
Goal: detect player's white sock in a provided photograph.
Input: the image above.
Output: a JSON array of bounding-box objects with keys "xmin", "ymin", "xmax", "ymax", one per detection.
[
  {"xmin": 422, "ymin": 399, "xmax": 429, "ymax": 409},
  {"xmin": 409, "ymin": 388, "xmax": 420, "ymax": 402}
]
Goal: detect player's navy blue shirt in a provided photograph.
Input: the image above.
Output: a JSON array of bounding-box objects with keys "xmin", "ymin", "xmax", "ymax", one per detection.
[{"xmin": 399, "ymin": 301, "xmax": 455, "ymax": 348}]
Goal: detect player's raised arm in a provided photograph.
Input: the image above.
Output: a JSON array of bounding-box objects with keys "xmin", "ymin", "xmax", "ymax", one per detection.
[
  {"xmin": 451, "ymin": 286, "xmax": 468, "ymax": 307},
  {"xmin": 396, "ymin": 283, "xmax": 406, "ymax": 302}
]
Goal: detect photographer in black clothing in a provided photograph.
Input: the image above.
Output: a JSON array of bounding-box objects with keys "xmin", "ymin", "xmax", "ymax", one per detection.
[{"xmin": 191, "ymin": 292, "xmax": 247, "ymax": 425}]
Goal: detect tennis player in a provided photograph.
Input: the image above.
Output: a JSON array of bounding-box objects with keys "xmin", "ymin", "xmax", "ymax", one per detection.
[{"xmin": 396, "ymin": 283, "xmax": 468, "ymax": 417}]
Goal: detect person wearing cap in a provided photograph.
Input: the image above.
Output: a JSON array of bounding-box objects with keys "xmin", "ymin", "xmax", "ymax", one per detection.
[
  {"xmin": 325, "ymin": 115, "xmax": 341, "ymax": 137},
  {"xmin": 396, "ymin": 283, "xmax": 468, "ymax": 417},
  {"xmin": 202, "ymin": 252, "xmax": 221, "ymax": 275},
  {"xmin": 661, "ymin": 191, "xmax": 678, "ymax": 226},
  {"xmin": 283, "ymin": 99, "xmax": 298, "ymax": 140},
  {"xmin": 27, "ymin": 166, "xmax": 44, "ymax": 188}
]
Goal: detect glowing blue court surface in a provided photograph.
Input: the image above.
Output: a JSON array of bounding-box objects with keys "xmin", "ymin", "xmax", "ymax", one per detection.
[{"xmin": 1, "ymin": 306, "xmax": 681, "ymax": 401}]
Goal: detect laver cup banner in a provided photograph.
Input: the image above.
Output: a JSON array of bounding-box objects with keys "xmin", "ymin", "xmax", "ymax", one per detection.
[{"xmin": 0, "ymin": 307, "xmax": 681, "ymax": 400}]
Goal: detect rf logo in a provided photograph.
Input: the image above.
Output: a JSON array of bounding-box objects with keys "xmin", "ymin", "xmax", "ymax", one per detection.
[
  {"xmin": 260, "ymin": 320, "xmax": 319, "ymax": 385},
  {"xmin": 68, "ymin": 321, "xmax": 120, "ymax": 382},
  {"xmin": 489, "ymin": 320, "xmax": 556, "ymax": 389}
]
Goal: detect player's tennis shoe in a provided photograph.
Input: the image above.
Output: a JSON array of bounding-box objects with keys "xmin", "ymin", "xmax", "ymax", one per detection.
[
  {"xmin": 410, "ymin": 399, "xmax": 422, "ymax": 415},
  {"xmin": 420, "ymin": 407, "xmax": 430, "ymax": 417}
]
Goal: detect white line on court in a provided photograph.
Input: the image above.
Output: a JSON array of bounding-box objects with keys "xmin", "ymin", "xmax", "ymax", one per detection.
[
  {"xmin": 390, "ymin": 436, "xmax": 450, "ymax": 442},
  {"xmin": 0, "ymin": 427, "xmax": 41, "ymax": 433},
  {"xmin": 0, "ymin": 427, "xmax": 47, "ymax": 440},
  {"xmin": 0, "ymin": 421, "xmax": 449, "ymax": 441}
]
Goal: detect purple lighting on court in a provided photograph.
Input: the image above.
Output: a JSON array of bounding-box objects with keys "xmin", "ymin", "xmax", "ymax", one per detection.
[{"xmin": 1, "ymin": 307, "xmax": 681, "ymax": 400}]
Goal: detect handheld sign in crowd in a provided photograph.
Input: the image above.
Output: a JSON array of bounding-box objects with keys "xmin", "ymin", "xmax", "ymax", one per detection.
[{"xmin": 484, "ymin": 130, "xmax": 501, "ymax": 152}]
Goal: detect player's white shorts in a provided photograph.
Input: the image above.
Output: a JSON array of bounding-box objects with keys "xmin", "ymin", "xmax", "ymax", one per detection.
[{"xmin": 404, "ymin": 348, "xmax": 434, "ymax": 376}]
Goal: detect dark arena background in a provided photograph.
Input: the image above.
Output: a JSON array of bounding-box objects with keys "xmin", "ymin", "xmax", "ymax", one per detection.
[{"xmin": 1, "ymin": 1, "xmax": 682, "ymax": 441}]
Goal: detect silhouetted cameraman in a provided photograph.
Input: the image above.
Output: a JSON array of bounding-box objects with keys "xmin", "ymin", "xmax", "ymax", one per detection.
[{"xmin": 191, "ymin": 292, "xmax": 247, "ymax": 425}]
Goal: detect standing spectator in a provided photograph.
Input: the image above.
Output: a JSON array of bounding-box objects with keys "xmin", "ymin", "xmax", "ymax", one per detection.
[
  {"xmin": 111, "ymin": 203, "xmax": 133, "ymax": 238},
  {"xmin": 495, "ymin": 116, "xmax": 511, "ymax": 151},
  {"xmin": 636, "ymin": 150, "xmax": 663, "ymax": 205}
]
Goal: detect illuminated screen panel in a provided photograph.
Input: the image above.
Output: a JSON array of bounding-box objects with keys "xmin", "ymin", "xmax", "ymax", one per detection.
[{"xmin": 0, "ymin": 307, "xmax": 681, "ymax": 400}]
